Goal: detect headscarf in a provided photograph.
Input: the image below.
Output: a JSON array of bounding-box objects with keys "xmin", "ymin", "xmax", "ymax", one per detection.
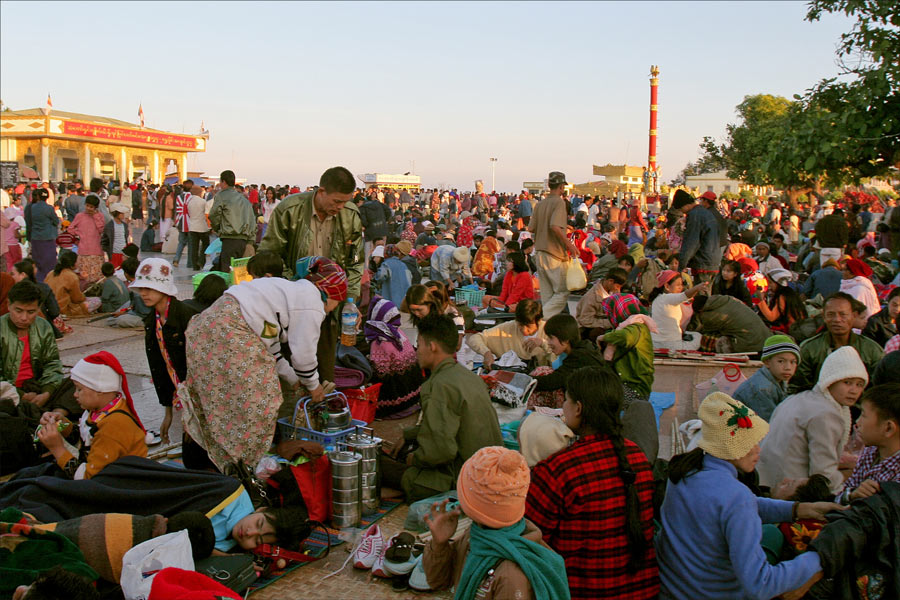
[
  {"xmin": 843, "ymin": 257, "xmax": 873, "ymax": 278},
  {"xmin": 364, "ymin": 296, "xmax": 403, "ymax": 349},
  {"xmin": 601, "ymin": 293, "xmax": 648, "ymax": 329},
  {"xmin": 656, "ymin": 269, "xmax": 681, "ymax": 288},
  {"xmin": 736, "ymin": 256, "xmax": 759, "ymax": 275},
  {"xmin": 400, "ymin": 221, "xmax": 417, "ymax": 244},
  {"xmin": 608, "ymin": 240, "xmax": 628, "ymax": 259},
  {"xmin": 295, "ymin": 256, "xmax": 348, "ymax": 301}
]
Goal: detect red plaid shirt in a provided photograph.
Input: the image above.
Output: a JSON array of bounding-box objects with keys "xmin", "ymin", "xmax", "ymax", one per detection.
[
  {"xmin": 526, "ymin": 433, "xmax": 659, "ymax": 599},
  {"xmin": 840, "ymin": 445, "xmax": 900, "ymax": 499}
]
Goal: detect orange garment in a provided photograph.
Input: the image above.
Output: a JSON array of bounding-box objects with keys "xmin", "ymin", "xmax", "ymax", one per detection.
[
  {"xmin": 56, "ymin": 398, "xmax": 148, "ymax": 479},
  {"xmin": 45, "ymin": 268, "xmax": 90, "ymax": 316},
  {"xmin": 472, "ymin": 236, "xmax": 502, "ymax": 278}
]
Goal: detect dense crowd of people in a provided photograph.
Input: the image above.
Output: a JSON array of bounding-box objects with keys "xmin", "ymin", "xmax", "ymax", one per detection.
[{"xmin": 1, "ymin": 165, "xmax": 899, "ymax": 599}]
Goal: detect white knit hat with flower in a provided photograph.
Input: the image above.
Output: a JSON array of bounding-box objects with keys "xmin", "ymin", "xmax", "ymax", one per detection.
[
  {"xmin": 697, "ymin": 392, "xmax": 769, "ymax": 460},
  {"xmin": 129, "ymin": 257, "xmax": 179, "ymax": 296}
]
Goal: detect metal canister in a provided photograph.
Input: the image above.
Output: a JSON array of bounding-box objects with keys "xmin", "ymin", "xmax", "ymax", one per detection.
[
  {"xmin": 328, "ymin": 450, "xmax": 361, "ymax": 528},
  {"xmin": 344, "ymin": 430, "xmax": 383, "ymax": 515}
]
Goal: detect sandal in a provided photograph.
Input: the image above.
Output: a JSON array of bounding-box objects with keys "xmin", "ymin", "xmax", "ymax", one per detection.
[
  {"xmin": 384, "ymin": 532, "xmax": 415, "ymax": 563},
  {"xmin": 145, "ymin": 430, "xmax": 162, "ymax": 446}
]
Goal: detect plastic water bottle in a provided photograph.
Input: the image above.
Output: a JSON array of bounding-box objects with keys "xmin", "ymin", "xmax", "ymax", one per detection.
[{"xmin": 340, "ymin": 297, "xmax": 359, "ymax": 346}]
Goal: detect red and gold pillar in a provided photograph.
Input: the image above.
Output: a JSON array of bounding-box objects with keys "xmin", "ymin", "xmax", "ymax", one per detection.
[{"xmin": 648, "ymin": 65, "xmax": 659, "ymax": 173}]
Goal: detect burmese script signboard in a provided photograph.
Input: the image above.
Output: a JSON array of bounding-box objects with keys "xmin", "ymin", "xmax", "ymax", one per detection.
[{"xmin": 61, "ymin": 120, "xmax": 202, "ymax": 151}]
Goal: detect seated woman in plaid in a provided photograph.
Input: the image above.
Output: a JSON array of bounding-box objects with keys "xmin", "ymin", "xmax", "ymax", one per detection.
[
  {"xmin": 837, "ymin": 383, "xmax": 900, "ymax": 505},
  {"xmin": 525, "ymin": 366, "xmax": 659, "ymax": 599}
]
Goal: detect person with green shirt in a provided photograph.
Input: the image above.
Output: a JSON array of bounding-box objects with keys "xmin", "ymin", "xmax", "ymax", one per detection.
[
  {"xmin": 597, "ymin": 293, "xmax": 659, "ymax": 462},
  {"xmin": 381, "ymin": 313, "xmax": 503, "ymax": 502},
  {"xmin": 1, "ymin": 280, "xmax": 63, "ymax": 405}
]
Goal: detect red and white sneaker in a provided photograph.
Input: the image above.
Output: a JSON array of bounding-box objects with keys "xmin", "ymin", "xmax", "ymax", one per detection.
[
  {"xmin": 370, "ymin": 536, "xmax": 392, "ymax": 578},
  {"xmin": 352, "ymin": 524, "xmax": 384, "ymax": 570}
]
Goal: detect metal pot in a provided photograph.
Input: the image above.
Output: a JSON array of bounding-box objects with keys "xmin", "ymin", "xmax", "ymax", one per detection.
[{"xmin": 322, "ymin": 407, "xmax": 352, "ymax": 432}]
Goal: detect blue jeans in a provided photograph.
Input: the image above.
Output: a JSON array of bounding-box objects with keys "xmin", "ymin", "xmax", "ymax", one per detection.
[{"xmin": 174, "ymin": 230, "xmax": 189, "ymax": 264}]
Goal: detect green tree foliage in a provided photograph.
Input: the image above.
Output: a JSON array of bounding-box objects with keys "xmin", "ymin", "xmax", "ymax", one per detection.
[
  {"xmin": 798, "ymin": 0, "xmax": 900, "ymax": 182},
  {"xmin": 724, "ymin": 94, "xmax": 795, "ymax": 187},
  {"xmin": 680, "ymin": 1, "xmax": 898, "ymax": 191}
]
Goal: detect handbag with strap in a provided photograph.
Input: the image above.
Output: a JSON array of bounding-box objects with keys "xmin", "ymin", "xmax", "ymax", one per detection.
[{"xmin": 193, "ymin": 554, "xmax": 257, "ymax": 594}]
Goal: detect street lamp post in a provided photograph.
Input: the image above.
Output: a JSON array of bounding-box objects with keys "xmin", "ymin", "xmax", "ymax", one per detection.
[{"xmin": 489, "ymin": 157, "xmax": 498, "ymax": 193}]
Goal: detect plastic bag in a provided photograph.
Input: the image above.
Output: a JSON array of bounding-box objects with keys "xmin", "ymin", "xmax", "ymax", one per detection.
[
  {"xmin": 404, "ymin": 490, "xmax": 459, "ymax": 533},
  {"xmin": 566, "ymin": 259, "xmax": 587, "ymax": 291},
  {"xmin": 695, "ymin": 363, "xmax": 747, "ymax": 401},
  {"xmin": 120, "ymin": 530, "xmax": 194, "ymax": 600}
]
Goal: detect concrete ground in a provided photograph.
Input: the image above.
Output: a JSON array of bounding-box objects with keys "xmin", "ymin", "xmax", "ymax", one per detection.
[
  {"xmin": 56, "ymin": 257, "xmax": 451, "ymax": 599},
  {"xmin": 51, "ymin": 248, "xmax": 716, "ymax": 599}
]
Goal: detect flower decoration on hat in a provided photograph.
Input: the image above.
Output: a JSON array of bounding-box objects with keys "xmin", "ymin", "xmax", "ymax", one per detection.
[
  {"xmin": 140, "ymin": 264, "xmax": 152, "ymax": 275},
  {"xmin": 722, "ymin": 402, "xmax": 754, "ymax": 436}
]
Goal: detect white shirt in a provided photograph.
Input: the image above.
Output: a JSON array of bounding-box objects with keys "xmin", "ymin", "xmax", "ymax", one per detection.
[
  {"xmin": 226, "ymin": 278, "xmax": 326, "ymax": 390},
  {"xmin": 112, "ymin": 222, "xmax": 127, "ymax": 253},
  {"xmin": 587, "ymin": 204, "xmax": 601, "ymax": 228},
  {"xmin": 651, "ymin": 292, "xmax": 689, "ymax": 342},
  {"xmin": 263, "ymin": 200, "xmax": 280, "ymax": 224}
]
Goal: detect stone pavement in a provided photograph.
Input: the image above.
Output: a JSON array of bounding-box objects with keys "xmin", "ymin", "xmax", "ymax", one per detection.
[
  {"xmin": 56, "ymin": 258, "xmax": 451, "ymax": 599},
  {"xmin": 57, "ymin": 254, "xmax": 198, "ymax": 439}
]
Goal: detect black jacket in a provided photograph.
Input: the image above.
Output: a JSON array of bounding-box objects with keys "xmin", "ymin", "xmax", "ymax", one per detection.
[
  {"xmin": 143, "ymin": 298, "xmax": 198, "ymax": 407},
  {"xmin": 808, "ymin": 481, "xmax": 900, "ymax": 600},
  {"xmin": 100, "ymin": 219, "xmax": 130, "ymax": 258},
  {"xmin": 535, "ymin": 339, "xmax": 610, "ymax": 391},
  {"xmin": 861, "ymin": 306, "xmax": 897, "ymax": 347},
  {"xmin": 710, "ymin": 274, "xmax": 753, "ymax": 306},
  {"xmin": 358, "ymin": 199, "xmax": 392, "ymax": 241}
]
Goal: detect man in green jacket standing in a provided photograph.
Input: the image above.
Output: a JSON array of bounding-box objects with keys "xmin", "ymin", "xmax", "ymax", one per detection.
[
  {"xmin": 258, "ymin": 166, "xmax": 364, "ymax": 382},
  {"xmin": 209, "ymin": 170, "xmax": 256, "ymax": 273},
  {"xmin": 1, "ymin": 281, "xmax": 63, "ymax": 405},
  {"xmin": 382, "ymin": 314, "xmax": 503, "ymax": 502}
]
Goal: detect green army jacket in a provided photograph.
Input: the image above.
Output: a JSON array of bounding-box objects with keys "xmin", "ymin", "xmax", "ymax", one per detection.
[
  {"xmin": 409, "ymin": 358, "xmax": 503, "ymax": 492},
  {"xmin": 258, "ymin": 188, "xmax": 364, "ymax": 300},
  {"xmin": 1, "ymin": 314, "xmax": 63, "ymax": 394}
]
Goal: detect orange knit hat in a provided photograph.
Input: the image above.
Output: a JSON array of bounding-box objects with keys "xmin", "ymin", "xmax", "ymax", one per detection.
[{"xmin": 457, "ymin": 446, "xmax": 530, "ymax": 529}]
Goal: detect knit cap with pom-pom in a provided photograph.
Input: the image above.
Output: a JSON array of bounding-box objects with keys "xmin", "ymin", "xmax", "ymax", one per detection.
[{"xmin": 457, "ymin": 446, "xmax": 530, "ymax": 528}]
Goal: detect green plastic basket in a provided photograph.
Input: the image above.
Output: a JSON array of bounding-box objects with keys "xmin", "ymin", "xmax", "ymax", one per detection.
[
  {"xmin": 192, "ymin": 271, "xmax": 232, "ymax": 290},
  {"xmin": 454, "ymin": 287, "xmax": 485, "ymax": 308}
]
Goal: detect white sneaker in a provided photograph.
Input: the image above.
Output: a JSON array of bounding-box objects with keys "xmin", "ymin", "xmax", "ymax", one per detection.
[
  {"xmin": 408, "ymin": 555, "xmax": 430, "ymax": 591},
  {"xmin": 352, "ymin": 524, "xmax": 384, "ymax": 569},
  {"xmin": 370, "ymin": 535, "xmax": 392, "ymax": 578}
]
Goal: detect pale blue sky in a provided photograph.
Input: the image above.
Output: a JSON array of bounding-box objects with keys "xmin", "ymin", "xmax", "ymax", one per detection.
[{"xmin": 1, "ymin": 1, "xmax": 854, "ymax": 190}]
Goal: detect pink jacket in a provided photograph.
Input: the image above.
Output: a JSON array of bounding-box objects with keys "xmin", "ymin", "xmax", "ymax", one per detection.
[{"xmin": 69, "ymin": 211, "xmax": 105, "ymax": 256}]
